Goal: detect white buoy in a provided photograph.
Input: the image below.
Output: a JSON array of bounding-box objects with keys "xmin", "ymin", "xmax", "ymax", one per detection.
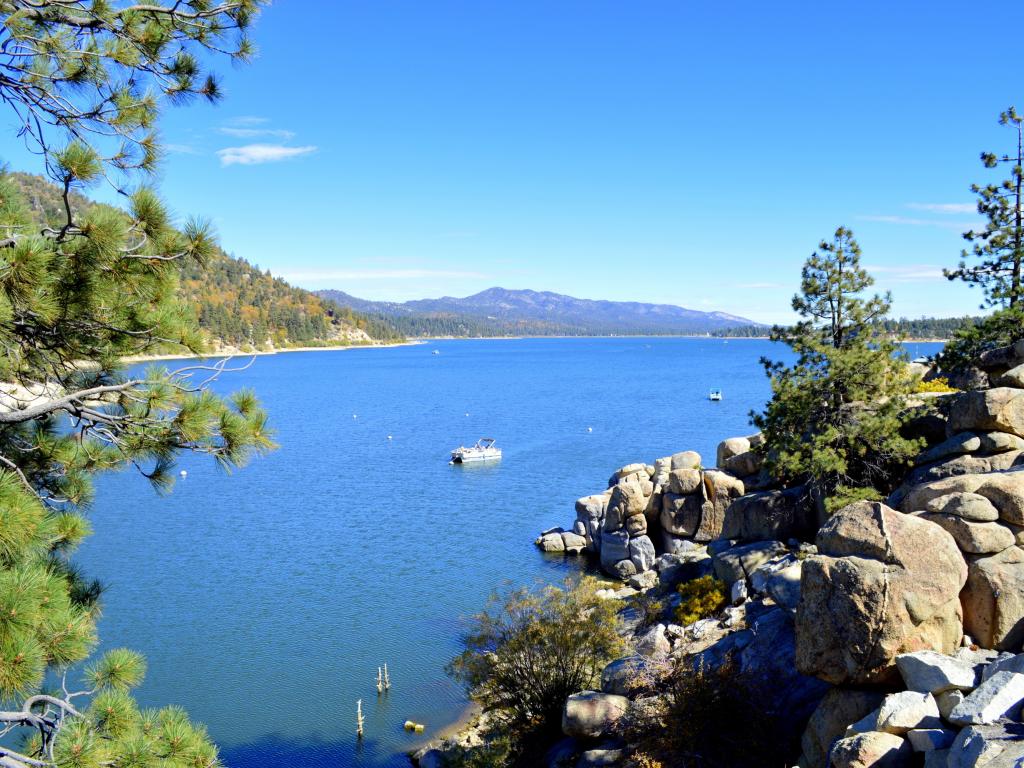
[
  {"xmin": 465, "ymin": 413, "xmax": 469, "ymax": 417},
  {"xmin": 353, "ymin": 414, "xmax": 358, "ymax": 419},
  {"xmin": 180, "ymin": 470, "xmax": 188, "ymax": 477},
  {"xmin": 387, "ymin": 435, "xmax": 393, "ymax": 440},
  {"xmin": 587, "ymin": 427, "xmax": 593, "ymax": 433}
]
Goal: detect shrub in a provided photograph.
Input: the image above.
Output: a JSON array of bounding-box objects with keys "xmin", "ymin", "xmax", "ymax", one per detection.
[
  {"xmin": 914, "ymin": 377, "xmax": 958, "ymax": 394},
  {"xmin": 635, "ymin": 592, "xmax": 666, "ymax": 628},
  {"xmin": 447, "ymin": 577, "xmax": 624, "ymax": 740},
  {"xmin": 634, "ymin": 659, "xmax": 801, "ymax": 767},
  {"xmin": 825, "ymin": 485, "xmax": 883, "ymax": 515},
  {"xmin": 674, "ymin": 576, "xmax": 727, "ymax": 626},
  {"xmin": 937, "ymin": 306, "xmax": 1024, "ymax": 375}
]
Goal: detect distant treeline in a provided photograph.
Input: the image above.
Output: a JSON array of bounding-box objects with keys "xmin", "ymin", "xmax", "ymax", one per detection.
[
  {"xmin": 8, "ymin": 173, "xmax": 401, "ymax": 348},
  {"xmin": 712, "ymin": 316, "xmax": 979, "ymax": 340}
]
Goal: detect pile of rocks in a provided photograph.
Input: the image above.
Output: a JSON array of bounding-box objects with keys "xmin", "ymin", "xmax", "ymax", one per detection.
[
  {"xmin": 496, "ymin": 339, "xmax": 1024, "ymax": 768},
  {"xmin": 536, "ymin": 434, "xmax": 821, "ymax": 580},
  {"xmin": 803, "ymin": 649, "xmax": 1024, "ymax": 767}
]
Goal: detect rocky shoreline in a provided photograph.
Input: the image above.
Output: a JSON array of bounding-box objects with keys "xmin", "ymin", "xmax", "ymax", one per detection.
[{"xmin": 416, "ymin": 341, "xmax": 1024, "ymax": 767}]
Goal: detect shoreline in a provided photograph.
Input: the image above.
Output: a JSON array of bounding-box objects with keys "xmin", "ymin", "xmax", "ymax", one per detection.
[{"xmin": 119, "ymin": 339, "xmax": 423, "ymax": 364}]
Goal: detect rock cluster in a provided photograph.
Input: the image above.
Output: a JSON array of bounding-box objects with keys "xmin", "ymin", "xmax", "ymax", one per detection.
[
  {"xmin": 801, "ymin": 648, "xmax": 1024, "ymax": 767},
  {"xmin": 537, "ymin": 432, "xmax": 819, "ymax": 580},
  {"xmin": 426, "ymin": 341, "xmax": 1024, "ymax": 768}
]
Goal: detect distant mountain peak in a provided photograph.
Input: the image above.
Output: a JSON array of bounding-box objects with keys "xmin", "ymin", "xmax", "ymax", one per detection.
[{"xmin": 316, "ymin": 286, "xmax": 763, "ymax": 337}]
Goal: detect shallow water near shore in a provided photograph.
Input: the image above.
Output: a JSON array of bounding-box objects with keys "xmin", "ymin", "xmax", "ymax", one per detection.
[{"xmin": 76, "ymin": 337, "xmax": 942, "ymax": 767}]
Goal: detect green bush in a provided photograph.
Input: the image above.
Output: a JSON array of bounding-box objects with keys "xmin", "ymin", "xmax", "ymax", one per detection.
[
  {"xmin": 937, "ymin": 306, "xmax": 1024, "ymax": 376},
  {"xmin": 825, "ymin": 485, "xmax": 883, "ymax": 515},
  {"xmin": 635, "ymin": 660, "xmax": 800, "ymax": 767},
  {"xmin": 674, "ymin": 576, "xmax": 727, "ymax": 626},
  {"xmin": 447, "ymin": 577, "xmax": 624, "ymax": 742}
]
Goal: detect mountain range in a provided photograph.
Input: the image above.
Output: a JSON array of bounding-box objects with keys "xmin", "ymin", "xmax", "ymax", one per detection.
[{"xmin": 316, "ymin": 287, "xmax": 761, "ymax": 337}]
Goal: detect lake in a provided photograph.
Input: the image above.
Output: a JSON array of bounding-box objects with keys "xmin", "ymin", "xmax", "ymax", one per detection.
[{"xmin": 76, "ymin": 337, "xmax": 943, "ymax": 767}]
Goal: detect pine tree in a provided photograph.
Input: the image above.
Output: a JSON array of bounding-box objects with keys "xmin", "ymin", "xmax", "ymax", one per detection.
[
  {"xmin": 0, "ymin": 1, "xmax": 264, "ymax": 185},
  {"xmin": 946, "ymin": 106, "xmax": 1024, "ymax": 309},
  {"xmin": 753, "ymin": 228, "xmax": 922, "ymax": 510},
  {"xmin": 0, "ymin": 4, "xmax": 269, "ymax": 767}
]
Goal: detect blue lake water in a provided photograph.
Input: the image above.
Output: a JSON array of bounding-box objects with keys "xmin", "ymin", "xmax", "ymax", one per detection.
[{"xmin": 75, "ymin": 337, "xmax": 943, "ymax": 767}]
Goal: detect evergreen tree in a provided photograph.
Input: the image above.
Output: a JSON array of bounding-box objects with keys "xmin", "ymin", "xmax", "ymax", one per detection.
[
  {"xmin": 0, "ymin": 1, "xmax": 263, "ymax": 184},
  {"xmin": 753, "ymin": 228, "xmax": 922, "ymax": 509},
  {"xmin": 946, "ymin": 106, "xmax": 1024, "ymax": 308},
  {"xmin": 0, "ymin": 4, "xmax": 271, "ymax": 767}
]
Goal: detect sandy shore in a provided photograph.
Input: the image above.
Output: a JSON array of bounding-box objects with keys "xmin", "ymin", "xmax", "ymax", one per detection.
[{"xmin": 119, "ymin": 339, "xmax": 423, "ymax": 364}]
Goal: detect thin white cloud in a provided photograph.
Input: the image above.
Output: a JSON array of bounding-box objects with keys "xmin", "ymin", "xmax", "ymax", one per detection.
[
  {"xmin": 164, "ymin": 143, "xmax": 200, "ymax": 155},
  {"xmin": 219, "ymin": 127, "xmax": 296, "ymax": 139},
  {"xmin": 856, "ymin": 214, "xmax": 971, "ymax": 231},
  {"xmin": 217, "ymin": 144, "xmax": 317, "ymax": 166},
  {"xmin": 279, "ymin": 268, "xmax": 490, "ymax": 281},
  {"xmin": 906, "ymin": 202, "xmax": 976, "ymax": 214},
  {"xmin": 226, "ymin": 116, "xmax": 270, "ymax": 126},
  {"xmin": 863, "ymin": 264, "xmax": 946, "ymax": 283}
]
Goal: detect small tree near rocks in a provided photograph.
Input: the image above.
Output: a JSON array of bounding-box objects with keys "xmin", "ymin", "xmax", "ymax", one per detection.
[
  {"xmin": 753, "ymin": 227, "xmax": 923, "ymax": 508},
  {"xmin": 447, "ymin": 578, "xmax": 624, "ymax": 746}
]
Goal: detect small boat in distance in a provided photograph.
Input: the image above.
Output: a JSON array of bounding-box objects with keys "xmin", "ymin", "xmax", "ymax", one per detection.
[
  {"xmin": 432, "ymin": 349, "xmax": 440, "ymax": 355},
  {"xmin": 450, "ymin": 437, "xmax": 502, "ymax": 464},
  {"xmin": 709, "ymin": 388, "xmax": 723, "ymax": 401}
]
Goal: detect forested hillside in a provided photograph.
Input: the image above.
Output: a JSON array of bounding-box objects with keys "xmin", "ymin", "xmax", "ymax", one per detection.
[
  {"xmin": 711, "ymin": 315, "xmax": 976, "ymax": 340},
  {"xmin": 7, "ymin": 172, "xmax": 402, "ymax": 349},
  {"xmin": 317, "ymin": 287, "xmax": 759, "ymax": 337}
]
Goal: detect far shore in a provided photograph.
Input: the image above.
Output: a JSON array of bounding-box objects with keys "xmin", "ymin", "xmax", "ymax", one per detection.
[
  {"xmin": 119, "ymin": 339, "xmax": 424, "ymax": 364},
  {"xmin": 119, "ymin": 334, "xmax": 949, "ymax": 365}
]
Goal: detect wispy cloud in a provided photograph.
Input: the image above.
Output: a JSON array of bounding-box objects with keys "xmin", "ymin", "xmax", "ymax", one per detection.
[
  {"xmin": 164, "ymin": 143, "xmax": 200, "ymax": 155},
  {"xmin": 906, "ymin": 202, "xmax": 976, "ymax": 214},
  {"xmin": 856, "ymin": 214, "xmax": 971, "ymax": 231},
  {"xmin": 219, "ymin": 126, "xmax": 296, "ymax": 139},
  {"xmin": 217, "ymin": 144, "xmax": 317, "ymax": 166},
  {"xmin": 863, "ymin": 264, "xmax": 947, "ymax": 283},
  {"xmin": 225, "ymin": 116, "xmax": 270, "ymax": 126},
  {"xmin": 278, "ymin": 268, "xmax": 489, "ymax": 281}
]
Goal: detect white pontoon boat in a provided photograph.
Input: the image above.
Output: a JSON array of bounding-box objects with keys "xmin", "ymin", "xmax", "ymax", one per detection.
[{"xmin": 450, "ymin": 438, "xmax": 502, "ymax": 464}]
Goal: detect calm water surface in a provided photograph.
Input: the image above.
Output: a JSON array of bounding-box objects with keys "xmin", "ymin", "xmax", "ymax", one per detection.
[{"xmin": 76, "ymin": 337, "xmax": 942, "ymax": 767}]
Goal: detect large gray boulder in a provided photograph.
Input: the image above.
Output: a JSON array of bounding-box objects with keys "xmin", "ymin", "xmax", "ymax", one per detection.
[
  {"xmin": 947, "ymin": 721, "xmax": 1024, "ymax": 768},
  {"xmin": 721, "ymin": 486, "xmax": 815, "ymax": 542},
  {"xmin": 660, "ymin": 490, "xmax": 724, "ymax": 542},
  {"xmin": 716, "ymin": 437, "xmax": 750, "ymax": 468},
  {"xmin": 712, "ymin": 540, "xmax": 787, "ymax": 585},
  {"xmin": 895, "ymin": 651, "xmax": 979, "ymax": 694},
  {"xmin": 919, "ymin": 513, "xmax": 1016, "ymax": 554},
  {"xmin": 996, "ymin": 362, "xmax": 1024, "ymax": 389},
  {"xmin": 962, "ymin": 544, "xmax": 1024, "ymax": 650},
  {"xmin": 668, "ymin": 468, "xmax": 703, "ymax": 495},
  {"xmin": 901, "ymin": 470, "xmax": 1024, "ymax": 525},
  {"xmin": 948, "ymin": 387, "xmax": 1024, "ymax": 438},
  {"xmin": 796, "ymin": 502, "xmax": 967, "ymax": 685},
  {"xmin": 977, "ymin": 339, "xmax": 1024, "ymax": 371},
  {"xmin": 828, "ymin": 732, "xmax": 912, "ymax": 767},
  {"xmin": 874, "ymin": 691, "xmax": 942, "ymax": 735},
  {"xmin": 599, "ymin": 530, "xmax": 630, "ymax": 570},
  {"xmin": 628, "ymin": 535, "xmax": 656, "ymax": 572},
  {"xmin": 604, "ymin": 481, "xmax": 646, "ymax": 531},
  {"xmin": 948, "ymin": 670, "xmax": 1024, "ymax": 726},
  {"xmin": 561, "ymin": 691, "xmax": 629, "ymax": 739},
  {"xmin": 800, "ymin": 689, "xmax": 886, "ymax": 768},
  {"xmin": 924, "ymin": 491, "xmax": 1000, "ymax": 522},
  {"xmin": 670, "ymin": 450, "xmax": 701, "ymax": 470}
]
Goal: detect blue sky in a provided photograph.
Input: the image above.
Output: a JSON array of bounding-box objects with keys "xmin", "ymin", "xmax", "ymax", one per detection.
[{"xmin": 3, "ymin": 1, "xmax": 1024, "ymax": 323}]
